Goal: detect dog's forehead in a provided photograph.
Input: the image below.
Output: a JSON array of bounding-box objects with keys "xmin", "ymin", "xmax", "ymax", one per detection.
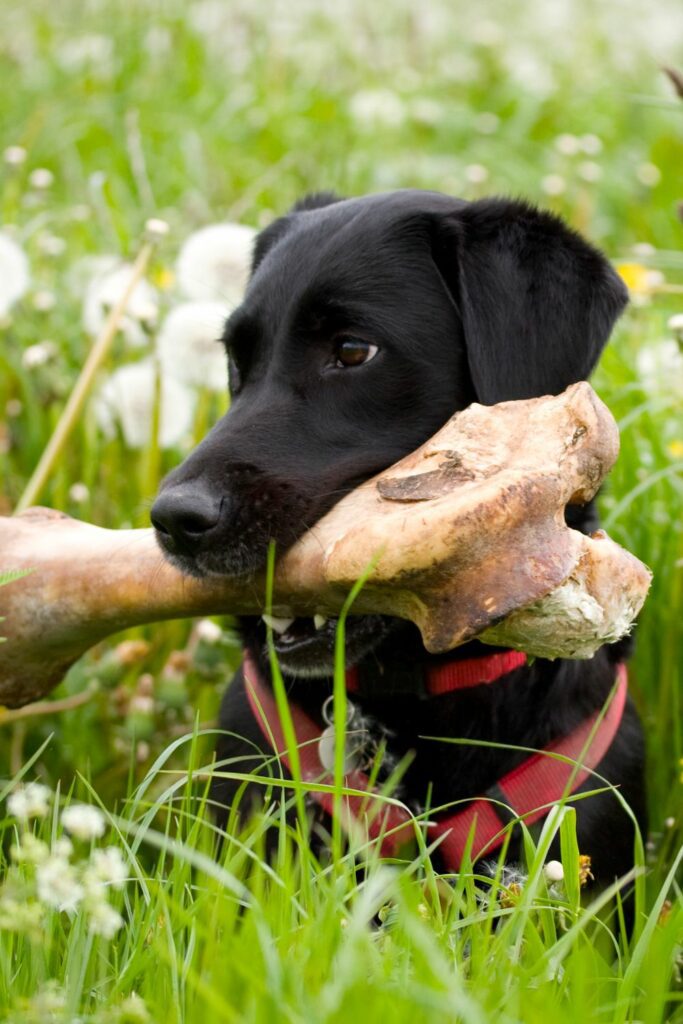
[{"xmin": 244, "ymin": 190, "xmax": 466, "ymax": 313}]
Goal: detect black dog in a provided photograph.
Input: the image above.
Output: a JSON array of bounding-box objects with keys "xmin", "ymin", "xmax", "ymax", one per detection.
[{"xmin": 151, "ymin": 190, "xmax": 646, "ymax": 884}]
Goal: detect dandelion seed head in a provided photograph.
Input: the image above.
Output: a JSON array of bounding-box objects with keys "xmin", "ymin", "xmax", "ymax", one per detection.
[
  {"xmin": 83, "ymin": 260, "xmax": 159, "ymax": 347},
  {"xmin": 94, "ymin": 358, "xmax": 196, "ymax": 449},
  {"xmin": 0, "ymin": 231, "xmax": 30, "ymax": 316},
  {"xmin": 156, "ymin": 301, "xmax": 231, "ymax": 391},
  {"xmin": 176, "ymin": 223, "xmax": 256, "ymax": 305}
]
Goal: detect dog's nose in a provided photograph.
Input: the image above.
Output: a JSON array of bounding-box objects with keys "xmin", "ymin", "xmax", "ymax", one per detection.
[{"xmin": 151, "ymin": 486, "xmax": 222, "ymax": 553}]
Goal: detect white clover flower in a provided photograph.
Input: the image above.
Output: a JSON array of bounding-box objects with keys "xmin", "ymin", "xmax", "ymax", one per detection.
[
  {"xmin": 83, "ymin": 259, "xmax": 159, "ymax": 347},
  {"xmin": 68, "ymin": 481, "xmax": 90, "ymax": 503},
  {"xmin": 196, "ymin": 618, "xmax": 222, "ymax": 644},
  {"xmin": 636, "ymin": 163, "xmax": 661, "ymax": 187},
  {"xmin": 87, "ymin": 899, "xmax": 124, "ymax": 938},
  {"xmin": 56, "ymin": 34, "xmax": 114, "ymax": 75},
  {"xmin": 145, "ymin": 217, "xmax": 170, "ymax": 242},
  {"xmin": 555, "ymin": 133, "xmax": 581, "ymax": 156},
  {"xmin": 36, "ymin": 232, "xmax": 66, "ymax": 257},
  {"xmin": 541, "ymin": 174, "xmax": 567, "ymax": 196},
  {"xmin": 10, "ymin": 832, "xmax": 50, "ymax": 864},
  {"xmin": 118, "ymin": 993, "xmax": 151, "ymax": 1023},
  {"xmin": 61, "ymin": 803, "xmax": 106, "ymax": 841},
  {"xmin": 87, "ymin": 846, "xmax": 128, "ymax": 889},
  {"xmin": 0, "ymin": 231, "xmax": 30, "ymax": 316},
  {"xmin": 4, "ymin": 145, "xmax": 27, "ymax": 166},
  {"xmin": 155, "ymin": 301, "xmax": 231, "ymax": 391},
  {"xmin": 349, "ymin": 89, "xmax": 406, "ymax": 129},
  {"xmin": 636, "ymin": 339, "xmax": 683, "ymax": 384},
  {"xmin": 578, "ymin": 161, "xmax": 602, "ymax": 182},
  {"xmin": 667, "ymin": 313, "xmax": 683, "ymax": 342},
  {"xmin": 94, "ymin": 359, "xmax": 196, "ymax": 450},
  {"xmin": 474, "ymin": 111, "xmax": 500, "ymax": 134},
  {"xmin": 410, "ymin": 98, "xmax": 443, "ymax": 126},
  {"xmin": 29, "ymin": 167, "xmax": 54, "ymax": 190},
  {"xmin": 176, "ymin": 223, "xmax": 256, "ymax": 305},
  {"xmin": 7, "ymin": 782, "xmax": 52, "ymax": 821},
  {"xmin": 0, "ymin": 897, "xmax": 44, "ymax": 935},
  {"xmin": 631, "ymin": 242, "xmax": 656, "ymax": 258},
  {"xmin": 544, "ymin": 860, "xmax": 565, "ymax": 883},
  {"xmin": 36, "ymin": 856, "xmax": 84, "ymax": 912},
  {"xmin": 465, "ymin": 163, "xmax": 489, "ymax": 184},
  {"xmin": 129, "ymin": 694, "xmax": 154, "ymax": 715},
  {"xmin": 21, "ymin": 340, "xmax": 57, "ymax": 369},
  {"xmin": 32, "ymin": 289, "xmax": 56, "ymax": 312},
  {"xmin": 580, "ymin": 134, "xmax": 603, "ymax": 155}
]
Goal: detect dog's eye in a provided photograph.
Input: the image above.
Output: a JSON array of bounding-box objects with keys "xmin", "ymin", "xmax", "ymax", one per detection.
[{"xmin": 334, "ymin": 337, "xmax": 379, "ymax": 368}]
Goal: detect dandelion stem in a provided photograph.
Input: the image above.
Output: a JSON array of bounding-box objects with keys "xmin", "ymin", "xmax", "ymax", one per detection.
[{"xmin": 15, "ymin": 235, "xmax": 158, "ymax": 514}]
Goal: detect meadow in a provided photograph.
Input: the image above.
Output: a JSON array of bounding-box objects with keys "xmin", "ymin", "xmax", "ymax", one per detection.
[{"xmin": 0, "ymin": 0, "xmax": 682, "ymax": 1020}]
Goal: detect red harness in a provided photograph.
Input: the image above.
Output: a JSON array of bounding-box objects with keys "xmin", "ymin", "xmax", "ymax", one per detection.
[{"xmin": 243, "ymin": 650, "xmax": 627, "ymax": 866}]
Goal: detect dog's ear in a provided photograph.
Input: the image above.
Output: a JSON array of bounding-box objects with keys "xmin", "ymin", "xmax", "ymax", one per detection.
[
  {"xmin": 432, "ymin": 198, "xmax": 628, "ymax": 403},
  {"xmin": 251, "ymin": 191, "xmax": 343, "ymax": 273}
]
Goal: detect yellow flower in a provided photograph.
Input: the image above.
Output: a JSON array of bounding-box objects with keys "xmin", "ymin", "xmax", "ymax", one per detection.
[
  {"xmin": 152, "ymin": 266, "xmax": 175, "ymax": 290},
  {"xmin": 668, "ymin": 440, "xmax": 683, "ymax": 459},
  {"xmin": 616, "ymin": 263, "xmax": 649, "ymax": 292},
  {"xmin": 616, "ymin": 263, "xmax": 665, "ymax": 302}
]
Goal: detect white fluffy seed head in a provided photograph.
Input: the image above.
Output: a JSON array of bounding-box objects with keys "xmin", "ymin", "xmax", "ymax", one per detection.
[
  {"xmin": 544, "ymin": 860, "xmax": 565, "ymax": 883},
  {"xmin": 61, "ymin": 803, "xmax": 106, "ymax": 841}
]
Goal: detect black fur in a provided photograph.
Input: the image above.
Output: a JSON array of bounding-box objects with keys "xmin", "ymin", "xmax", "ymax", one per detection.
[{"xmin": 151, "ymin": 190, "xmax": 645, "ymax": 885}]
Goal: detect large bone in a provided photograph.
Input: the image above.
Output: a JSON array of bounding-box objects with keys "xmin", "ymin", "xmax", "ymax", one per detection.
[{"xmin": 0, "ymin": 383, "xmax": 651, "ymax": 707}]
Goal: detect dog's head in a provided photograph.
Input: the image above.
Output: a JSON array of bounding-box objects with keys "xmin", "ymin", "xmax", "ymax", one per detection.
[{"xmin": 152, "ymin": 190, "xmax": 627, "ymax": 674}]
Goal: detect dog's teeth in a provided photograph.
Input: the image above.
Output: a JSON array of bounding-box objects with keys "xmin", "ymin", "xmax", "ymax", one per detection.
[
  {"xmin": 313, "ymin": 614, "xmax": 327, "ymax": 630},
  {"xmin": 262, "ymin": 614, "xmax": 295, "ymax": 635}
]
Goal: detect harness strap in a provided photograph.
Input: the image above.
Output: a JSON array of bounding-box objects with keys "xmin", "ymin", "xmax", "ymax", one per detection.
[{"xmin": 243, "ymin": 652, "xmax": 628, "ymax": 866}]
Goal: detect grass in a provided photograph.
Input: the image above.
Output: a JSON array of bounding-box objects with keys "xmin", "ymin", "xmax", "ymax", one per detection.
[{"xmin": 0, "ymin": 0, "xmax": 682, "ymax": 1019}]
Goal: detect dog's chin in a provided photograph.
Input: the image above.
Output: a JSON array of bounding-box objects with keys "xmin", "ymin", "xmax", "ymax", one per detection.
[
  {"xmin": 154, "ymin": 533, "xmax": 267, "ymax": 579},
  {"xmin": 267, "ymin": 615, "xmax": 399, "ymax": 679}
]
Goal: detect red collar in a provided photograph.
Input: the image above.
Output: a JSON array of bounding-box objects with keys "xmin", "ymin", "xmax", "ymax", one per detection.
[
  {"xmin": 243, "ymin": 650, "xmax": 627, "ymax": 867},
  {"xmin": 345, "ymin": 649, "xmax": 528, "ymax": 697}
]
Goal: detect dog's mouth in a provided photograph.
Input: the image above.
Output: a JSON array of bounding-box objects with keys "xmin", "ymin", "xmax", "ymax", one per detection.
[{"xmin": 260, "ymin": 612, "xmax": 398, "ymax": 678}]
